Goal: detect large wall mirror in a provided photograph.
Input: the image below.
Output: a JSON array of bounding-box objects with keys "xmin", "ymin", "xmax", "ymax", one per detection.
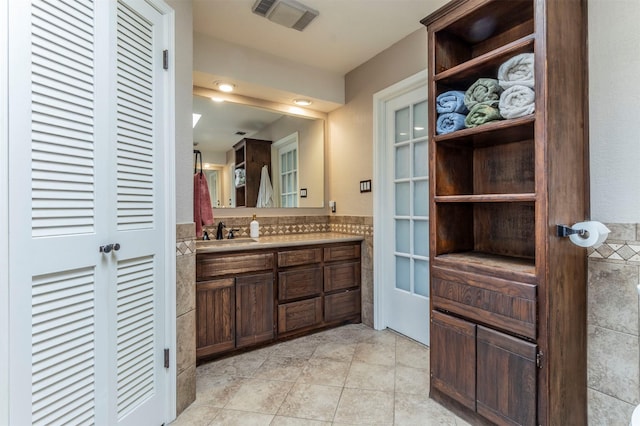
[{"xmin": 193, "ymin": 87, "xmax": 326, "ymax": 209}]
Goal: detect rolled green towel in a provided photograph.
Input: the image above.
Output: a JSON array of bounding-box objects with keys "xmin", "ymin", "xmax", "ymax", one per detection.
[
  {"xmin": 464, "ymin": 103, "xmax": 503, "ymax": 128},
  {"xmin": 464, "ymin": 78, "xmax": 503, "ymax": 110}
]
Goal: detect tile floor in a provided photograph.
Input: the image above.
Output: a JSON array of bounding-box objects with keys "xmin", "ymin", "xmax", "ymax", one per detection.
[{"xmin": 171, "ymin": 324, "xmax": 470, "ymax": 425}]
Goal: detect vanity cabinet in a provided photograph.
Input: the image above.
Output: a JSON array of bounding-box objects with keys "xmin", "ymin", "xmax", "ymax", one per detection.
[
  {"xmin": 196, "ymin": 251, "xmax": 276, "ymax": 359},
  {"xmin": 196, "ymin": 240, "xmax": 362, "ymax": 360},
  {"xmin": 422, "ymin": 0, "xmax": 588, "ymax": 424},
  {"xmin": 233, "ymin": 138, "xmax": 272, "ymax": 208}
]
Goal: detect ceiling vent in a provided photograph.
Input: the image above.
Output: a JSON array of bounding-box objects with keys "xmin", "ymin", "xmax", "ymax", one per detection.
[{"xmin": 252, "ymin": 0, "xmax": 319, "ymax": 31}]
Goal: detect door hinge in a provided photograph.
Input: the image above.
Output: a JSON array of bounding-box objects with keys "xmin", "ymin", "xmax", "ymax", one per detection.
[
  {"xmin": 536, "ymin": 351, "xmax": 543, "ymax": 369},
  {"xmin": 163, "ymin": 49, "xmax": 169, "ymax": 70},
  {"xmin": 164, "ymin": 348, "xmax": 170, "ymax": 368}
]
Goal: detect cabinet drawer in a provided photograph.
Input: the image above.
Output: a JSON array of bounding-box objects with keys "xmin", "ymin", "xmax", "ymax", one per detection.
[
  {"xmin": 278, "ymin": 297, "xmax": 322, "ymax": 334},
  {"xmin": 278, "ymin": 248, "xmax": 322, "ymax": 267},
  {"xmin": 324, "ymin": 243, "xmax": 361, "ymax": 262},
  {"xmin": 278, "ymin": 266, "xmax": 323, "ymax": 302},
  {"xmin": 324, "ymin": 289, "xmax": 361, "ymax": 322},
  {"xmin": 431, "ymin": 266, "xmax": 537, "ymax": 339},
  {"xmin": 324, "ymin": 261, "xmax": 360, "ymax": 292},
  {"xmin": 197, "ymin": 252, "xmax": 274, "ymax": 280}
]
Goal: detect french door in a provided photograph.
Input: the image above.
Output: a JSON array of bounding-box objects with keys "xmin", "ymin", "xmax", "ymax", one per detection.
[
  {"xmin": 7, "ymin": 1, "xmax": 173, "ymax": 424},
  {"xmin": 376, "ymin": 78, "xmax": 430, "ymax": 345}
]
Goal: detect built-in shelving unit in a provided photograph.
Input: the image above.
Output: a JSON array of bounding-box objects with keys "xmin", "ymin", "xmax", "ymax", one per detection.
[
  {"xmin": 233, "ymin": 138, "xmax": 271, "ymax": 207},
  {"xmin": 422, "ymin": 0, "xmax": 588, "ymax": 424}
]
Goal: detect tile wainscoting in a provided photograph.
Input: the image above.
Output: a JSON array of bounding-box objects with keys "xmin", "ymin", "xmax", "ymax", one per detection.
[
  {"xmin": 176, "ymin": 223, "xmax": 196, "ymax": 415},
  {"xmin": 587, "ymin": 223, "xmax": 640, "ymax": 425}
]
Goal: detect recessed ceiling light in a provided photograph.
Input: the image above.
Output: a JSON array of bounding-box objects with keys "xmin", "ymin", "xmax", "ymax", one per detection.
[
  {"xmin": 216, "ymin": 82, "xmax": 235, "ymax": 92},
  {"xmin": 192, "ymin": 113, "xmax": 201, "ymax": 128},
  {"xmin": 293, "ymin": 99, "xmax": 312, "ymax": 106}
]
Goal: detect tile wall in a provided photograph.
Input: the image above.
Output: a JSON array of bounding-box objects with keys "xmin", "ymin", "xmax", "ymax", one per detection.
[
  {"xmin": 176, "ymin": 223, "xmax": 196, "ymax": 415},
  {"xmin": 587, "ymin": 223, "xmax": 640, "ymax": 424}
]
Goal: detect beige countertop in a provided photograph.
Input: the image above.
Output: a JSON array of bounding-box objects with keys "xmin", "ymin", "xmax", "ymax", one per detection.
[{"xmin": 196, "ymin": 232, "xmax": 364, "ymax": 254}]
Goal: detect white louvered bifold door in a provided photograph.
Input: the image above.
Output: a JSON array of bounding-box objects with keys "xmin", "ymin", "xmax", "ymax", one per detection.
[
  {"xmin": 108, "ymin": 1, "xmax": 166, "ymax": 424},
  {"xmin": 7, "ymin": 1, "xmax": 169, "ymax": 425}
]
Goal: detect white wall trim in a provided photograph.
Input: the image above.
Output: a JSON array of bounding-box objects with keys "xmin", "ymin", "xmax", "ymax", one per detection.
[
  {"xmin": 0, "ymin": 0, "xmax": 9, "ymax": 423},
  {"xmin": 372, "ymin": 69, "xmax": 427, "ymax": 330}
]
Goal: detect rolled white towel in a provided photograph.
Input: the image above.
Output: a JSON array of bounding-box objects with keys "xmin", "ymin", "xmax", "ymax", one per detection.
[
  {"xmin": 498, "ymin": 53, "xmax": 534, "ymax": 89},
  {"xmin": 499, "ymin": 85, "xmax": 535, "ymax": 119}
]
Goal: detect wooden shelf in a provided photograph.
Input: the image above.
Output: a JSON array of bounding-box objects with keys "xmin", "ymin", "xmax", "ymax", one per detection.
[
  {"xmin": 435, "ymin": 35, "xmax": 535, "ymax": 87},
  {"xmin": 435, "ymin": 193, "xmax": 536, "ymax": 203},
  {"xmin": 434, "ymin": 115, "xmax": 534, "ymax": 146}
]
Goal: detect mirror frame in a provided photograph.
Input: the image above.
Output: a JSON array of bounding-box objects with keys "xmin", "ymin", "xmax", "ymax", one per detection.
[{"xmin": 192, "ymin": 86, "xmax": 328, "ymax": 211}]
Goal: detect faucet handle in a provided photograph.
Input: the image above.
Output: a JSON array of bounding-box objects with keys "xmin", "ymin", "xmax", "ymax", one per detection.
[{"xmin": 228, "ymin": 228, "xmax": 240, "ymax": 239}]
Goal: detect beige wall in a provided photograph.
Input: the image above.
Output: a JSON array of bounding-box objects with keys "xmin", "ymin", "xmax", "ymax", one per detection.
[
  {"xmin": 327, "ymin": 29, "xmax": 427, "ymax": 216},
  {"xmin": 253, "ymin": 115, "xmax": 325, "ymax": 208},
  {"xmin": 169, "ymin": 0, "xmax": 194, "ymax": 224}
]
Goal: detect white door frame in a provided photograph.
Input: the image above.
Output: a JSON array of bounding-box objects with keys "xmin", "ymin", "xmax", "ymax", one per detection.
[
  {"xmin": 372, "ymin": 70, "xmax": 427, "ymax": 330},
  {"xmin": 1, "ymin": 0, "xmax": 9, "ymax": 423},
  {"xmin": 153, "ymin": 0, "xmax": 177, "ymax": 421}
]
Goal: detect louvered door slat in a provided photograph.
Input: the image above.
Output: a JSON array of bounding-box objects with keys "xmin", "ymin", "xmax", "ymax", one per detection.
[
  {"xmin": 116, "ymin": 0, "xmax": 155, "ymax": 230},
  {"xmin": 116, "ymin": 253, "xmax": 155, "ymax": 419},
  {"xmin": 32, "ymin": 266, "xmax": 95, "ymax": 425}
]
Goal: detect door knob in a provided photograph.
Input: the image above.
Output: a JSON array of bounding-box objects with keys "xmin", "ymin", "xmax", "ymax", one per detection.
[{"xmin": 99, "ymin": 243, "xmax": 121, "ymax": 253}]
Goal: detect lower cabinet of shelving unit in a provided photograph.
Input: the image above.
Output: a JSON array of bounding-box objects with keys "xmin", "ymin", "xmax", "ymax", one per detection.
[{"xmin": 431, "ymin": 310, "xmax": 538, "ymax": 426}]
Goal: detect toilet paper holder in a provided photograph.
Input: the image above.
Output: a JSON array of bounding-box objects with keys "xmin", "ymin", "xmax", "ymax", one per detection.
[{"xmin": 556, "ymin": 224, "xmax": 587, "ymax": 238}]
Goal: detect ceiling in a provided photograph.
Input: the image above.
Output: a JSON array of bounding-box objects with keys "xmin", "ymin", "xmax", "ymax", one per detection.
[
  {"xmin": 191, "ymin": 0, "xmax": 449, "ymax": 152},
  {"xmin": 192, "ymin": 0, "xmax": 449, "ymax": 75}
]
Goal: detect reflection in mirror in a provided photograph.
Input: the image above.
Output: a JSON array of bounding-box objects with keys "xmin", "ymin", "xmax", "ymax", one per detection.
[{"xmin": 192, "ymin": 91, "xmax": 325, "ymax": 209}]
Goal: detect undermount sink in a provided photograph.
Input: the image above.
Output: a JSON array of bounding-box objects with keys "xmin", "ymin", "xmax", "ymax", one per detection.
[{"xmin": 196, "ymin": 237, "xmax": 258, "ymax": 247}]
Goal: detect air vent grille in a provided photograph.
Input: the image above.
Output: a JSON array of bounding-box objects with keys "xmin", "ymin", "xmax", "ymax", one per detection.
[
  {"xmin": 292, "ymin": 10, "xmax": 317, "ymax": 31},
  {"xmin": 252, "ymin": 0, "xmax": 277, "ymax": 17}
]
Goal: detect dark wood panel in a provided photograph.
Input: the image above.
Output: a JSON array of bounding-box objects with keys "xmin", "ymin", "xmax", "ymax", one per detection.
[
  {"xmin": 197, "ymin": 252, "xmax": 274, "ymax": 280},
  {"xmin": 196, "ymin": 279, "xmax": 235, "ymax": 358},
  {"xmin": 278, "ymin": 266, "xmax": 323, "ymax": 302},
  {"xmin": 431, "ymin": 271, "xmax": 536, "ymax": 338},
  {"xmin": 277, "ymin": 248, "xmax": 322, "ymax": 267},
  {"xmin": 235, "ymin": 273, "xmax": 274, "ymax": 348},
  {"xmin": 474, "ymin": 140, "xmax": 535, "ymax": 195},
  {"xmin": 473, "ymin": 202, "xmax": 536, "ymax": 259},
  {"xmin": 477, "ymin": 326, "xmax": 537, "ymax": 426},
  {"xmin": 278, "ymin": 297, "xmax": 323, "ymax": 334},
  {"xmin": 324, "ymin": 243, "xmax": 361, "ymax": 262},
  {"xmin": 324, "ymin": 262, "xmax": 360, "ymax": 293},
  {"xmin": 430, "ymin": 311, "xmax": 476, "ymax": 411},
  {"xmin": 324, "ymin": 289, "xmax": 361, "ymax": 322}
]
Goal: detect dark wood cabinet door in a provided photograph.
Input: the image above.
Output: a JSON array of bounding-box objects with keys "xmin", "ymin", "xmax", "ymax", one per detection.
[
  {"xmin": 476, "ymin": 326, "xmax": 537, "ymax": 426},
  {"xmin": 430, "ymin": 310, "xmax": 476, "ymax": 411},
  {"xmin": 278, "ymin": 266, "xmax": 323, "ymax": 302},
  {"xmin": 324, "ymin": 289, "xmax": 361, "ymax": 322},
  {"xmin": 196, "ymin": 278, "xmax": 235, "ymax": 358},
  {"xmin": 278, "ymin": 297, "xmax": 323, "ymax": 334},
  {"xmin": 236, "ymin": 272, "xmax": 275, "ymax": 348},
  {"xmin": 324, "ymin": 261, "xmax": 360, "ymax": 292}
]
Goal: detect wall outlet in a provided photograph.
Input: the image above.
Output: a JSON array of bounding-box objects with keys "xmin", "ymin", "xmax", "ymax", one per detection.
[{"xmin": 329, "ymin": 200, "xmax": 336, "ymax": 213}]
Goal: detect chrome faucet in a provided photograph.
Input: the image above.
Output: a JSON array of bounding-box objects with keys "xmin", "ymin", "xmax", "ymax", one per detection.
[{"xmin": 216, "ymin": 221, "xmax": 225, "ymax": 240}]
